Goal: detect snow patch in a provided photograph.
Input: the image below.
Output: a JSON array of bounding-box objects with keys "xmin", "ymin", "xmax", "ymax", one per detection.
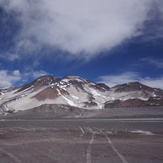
[
  {"xmin": 59, "ymin": 85, "xmax": 67, "ymax": 90},
  {"xmin": 61, "ymin": 95, "xmax": 76, "ymax": 106},
  {"xmin": 56, "ymin": 89, "xmax": 61, "ymax": 95},
  {"xmin": 56, "ymin": 88, "xmax": 76, "ymax": 106},
  {"xmin": 19, "ymin": 85, "xmax": 34, "ymax": 92},
  {"xmin": 74, "ymin": 78, "xmax": 84, "ymax": 82},
  {"xmin": 1, "ymin": 92, "xmax": 4, "ymax": 96},
  {"xmin": 153, "ymin": 94, "xmax": 156, "ymax": 97},
  {"xmin": 71, "ymin": 95, "xmax": 79, "ymax": 100},
  {"xmin": 61, "ymin": 79, "xmax": 70, "ymax": 83},
  {"xmin": 130, "ymin": 130, "xmax": 154, "ymax": 135},
  {"xmin": 89, "ymin": 88, "xmax": 101, "ymax": 97}
]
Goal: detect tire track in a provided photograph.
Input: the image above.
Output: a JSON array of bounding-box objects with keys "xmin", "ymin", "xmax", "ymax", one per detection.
[
  {"xmin": 104, "ymin": 133, "xmax": 128, "ymax": 163},
  {"xmin": 0, "ymin": 147, "xmax": 21, "ymax": 163},
  {"xmin": 86, "ymin": 133, "xmax": 95, "ymax": 163},
  {"xmin": 91, "ymin": 127, "xmax": 128, "ymax": 163}
]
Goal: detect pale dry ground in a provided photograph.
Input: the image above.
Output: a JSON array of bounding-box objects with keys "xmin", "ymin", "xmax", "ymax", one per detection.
[
  {"xmin": 0, "ymin": 119, "xmax": 163, "ymax": 163},
  {"xmin": 2, "ymin": 105, "xmax": 163, "ymax": 119}
]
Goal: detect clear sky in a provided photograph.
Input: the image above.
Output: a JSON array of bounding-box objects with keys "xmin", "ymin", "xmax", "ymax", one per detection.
[{"xmin": 0, "ymin": 0, "xmax": 163, "ymax": 89}]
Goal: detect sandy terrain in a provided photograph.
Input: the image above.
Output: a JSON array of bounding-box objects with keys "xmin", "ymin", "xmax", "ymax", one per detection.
[{"xmin": 0, "ymin": 119, "xmax": 163, "ymax": 163}]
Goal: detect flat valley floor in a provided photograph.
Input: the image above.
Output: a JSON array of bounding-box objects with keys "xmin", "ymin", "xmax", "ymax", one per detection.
[{"xmin": 0, "ymin": 118, "xmax": 163, "ymax": 163}]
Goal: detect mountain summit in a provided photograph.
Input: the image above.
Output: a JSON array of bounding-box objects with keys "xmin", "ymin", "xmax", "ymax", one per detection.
[{"xmin": 0, "ymin": 75, "xmax": 163, "ymax": 115}]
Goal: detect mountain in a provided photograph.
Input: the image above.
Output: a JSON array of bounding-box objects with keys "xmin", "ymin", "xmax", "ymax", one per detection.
[{"xmin": 0, "ymin": 75, "xmax": 163, "ymax": 115}]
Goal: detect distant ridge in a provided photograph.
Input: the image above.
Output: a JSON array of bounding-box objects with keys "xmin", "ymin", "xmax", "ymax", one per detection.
[{"xmin": 0, "ymin": 75, "xmax": 163, "ymax": 115}]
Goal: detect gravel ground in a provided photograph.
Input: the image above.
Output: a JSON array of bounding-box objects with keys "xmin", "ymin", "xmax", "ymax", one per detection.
[{"xmin": 0, "ymin": 119, "xmax": 163, "ymax": 163}]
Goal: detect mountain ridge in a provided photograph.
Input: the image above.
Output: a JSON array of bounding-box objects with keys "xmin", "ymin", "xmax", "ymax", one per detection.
[{"xmin": 0, "ymin": 75, "xmax": 163, "ymax": 115}]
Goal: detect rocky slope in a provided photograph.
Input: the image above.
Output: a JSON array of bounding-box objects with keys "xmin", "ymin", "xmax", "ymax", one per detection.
[{"xmin": 0, "ymin": 75, "xmax": 163, "ymax": 115}]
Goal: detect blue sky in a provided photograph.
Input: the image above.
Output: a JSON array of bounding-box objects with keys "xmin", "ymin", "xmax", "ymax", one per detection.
[{"xmin": 0, "ymin": 0, "xmax": 163, "ymax": 89}]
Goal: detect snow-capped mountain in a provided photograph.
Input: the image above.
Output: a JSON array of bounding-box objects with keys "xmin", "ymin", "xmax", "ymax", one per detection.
[{"xmin": 0, "ymin": 75, "xmax": 163, "ymax": 114}]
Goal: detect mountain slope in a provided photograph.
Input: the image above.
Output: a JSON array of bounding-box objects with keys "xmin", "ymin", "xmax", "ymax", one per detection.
[{"xmin": 0, "ymin": 75, "xmax": 163, "ymax": 115}]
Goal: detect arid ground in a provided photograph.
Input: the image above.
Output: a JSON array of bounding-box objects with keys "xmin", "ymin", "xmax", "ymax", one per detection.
[{"xmin": 0, "ymin": 118, "xmax": 163, "ymax": 163}]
